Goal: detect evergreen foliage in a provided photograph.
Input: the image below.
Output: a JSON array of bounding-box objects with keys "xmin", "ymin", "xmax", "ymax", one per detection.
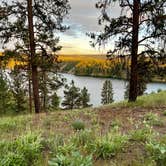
[
  {"xmin": 80, "ymin": 87, "xmax": 91, "ymax": 108},
  {"xmin": 0, "ymin": 0, "xmax": 70, "ymax": 113},
  {"xmin": 125, "ymin": 56, "xmax": 153, "ymax": 99},
  {"xmin": 9, "ymin": 66, "xmax": 28, "ymax": 113},
  {"xmin": 51, "ymin": 93, "xmax": 60, "ymax": 110},
  {"xmin": 0, "ymin": 70, "xmax": 12, "ymax": 113},
  {"xmin": 62, "ymin": 80, "xmax": 81, "ymax": 110},
  {"xmin": 89, "ymin": 0, "xmax": 166, "ymax": 102},
  {"xmin": 101, "ymin": 80, "xmax": 114, "ymax": 105}
]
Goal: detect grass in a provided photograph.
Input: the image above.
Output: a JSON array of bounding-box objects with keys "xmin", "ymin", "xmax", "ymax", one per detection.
[
  {"xmin": 0, "ymin": 91, "xmax": 166, "ymax": 165},
  {"xmin": 110, "ymin": 90, "xmax": 166, "ymax": 108}
]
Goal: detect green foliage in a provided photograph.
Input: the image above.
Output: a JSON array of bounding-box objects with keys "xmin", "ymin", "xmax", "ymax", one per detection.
[
  {"xmin": 116, "ymin": 90, "xmax": 166, "ymax": 108},
  {"xmin": 89, "ymin": 131, "xmax": 128, "ymax": 159},
  {"xmin": 146, "ymin": 141, "xmax": 166, "ymax": 166},
  {"xmin": 163, "ymin": 110, "xmax": 166, "ymax": 116},
  {"xmin": 62, "ymin": 80, "xmax": 81, "ymax": 109},
  {"xmin": 110, "ymin": 119, "xmax": 121, "ymax": 128},
  {"xmin": 9, "ymin": 66, "xmax": 28, "ymax": 113},
  {"xmin": 71, "ymin": 120, "xmax": 85, "ymax": 131},
  {"xmin": 144, "ymin": 112, "xmax": 164, "ymax": 126},
  {"xmin": 101, "ymin": 80, "xmax": 114, "ymax": 105},
  {"xmin": 71, "ymin": 129, "xmax": 95, "ymax": 147},
  {"xmin": 80, "ymin": 87, "xmax": 91, "ymax": 108},
  {"xmin": 0, "ymin": 71, "xmax": 13, "ymax": 114},
  {"xmin": 48, "ymin": 151, "xmax": 92, "ymax": 166},
  {"xmin": 130, "ymin": 125, "xmax": 154, "ymax": 142},
  {"xmin": 39, "ymin": 73, "xmax": 64, "ymax": 112},
  {"xmin": 51, "ymin": 93, "xmax": 60, "ymax": 110},
  {"xmin": 91, "ymin": 0, "xmax": 165, "ymax": 101},
  {"xmin": 0, "ymin": 132, "xmax": 43, "ymax": 166}
]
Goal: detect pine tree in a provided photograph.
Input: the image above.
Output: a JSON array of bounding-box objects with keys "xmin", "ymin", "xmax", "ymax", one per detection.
[
  {"xmin": 90, "ymin": 0, "xmax": 166, "ymax": 102},
  {"xmin": 51, "ymin": 93, "xmax": 60, "ymax": 110},
  {"xmin": 9, "ymin": 65, "xmax": 28, "ymax": 113},
  {"xmin": 101, "ymin": 80, "xmax": 114, "ymax": 105},
  {"xmin": 0, "ymin": 0, "xmax": 70, "ymax": 113},
  {"xmin": 124, "ymin": 56, "xmax": 153, "ymax": 99},
  {"xmin": 62, "ymin": 80, "xmax": 81, "ymax": 110},
  {"xmin": 39, "ymin": 73, "xmax": 64, "ymax": 112},
  {"xmin": 0, "ymin": 71, "xmax": 12, "ymax": 114},
  {"xmin": 80, "ymin": 87, "xmax": 91, "ymax": 108}
]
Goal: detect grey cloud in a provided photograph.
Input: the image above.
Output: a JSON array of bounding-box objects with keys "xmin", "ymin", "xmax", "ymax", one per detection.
[{"xmin": 63, "ymin": 0, "xmax": 121, "ymax": 37}]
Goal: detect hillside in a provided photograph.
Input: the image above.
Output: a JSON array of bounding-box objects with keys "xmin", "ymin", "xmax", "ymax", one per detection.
[
  {"xmin": 58, "ymin": 54, "xmax": 166, "ymax": 83},
  {"xmin": 1, "ymin": 91, "xmax": 166, "ymax": 166}
]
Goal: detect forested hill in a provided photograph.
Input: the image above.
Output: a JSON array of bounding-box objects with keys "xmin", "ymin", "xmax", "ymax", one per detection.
[{"xmin": 58, "ymin": 54, "xmax": 166, "ymax": 83}]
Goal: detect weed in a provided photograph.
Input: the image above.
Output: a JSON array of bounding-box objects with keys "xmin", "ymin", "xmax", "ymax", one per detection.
[
  {"xmin": 71, "ymin": 129, "xmax": 95, "ymax": 147},
  {"xmin": 48, "ymin": 151, "xmax": 92, "ymax": 166},
  {"xmin": 90, "ymin": 131, "xmax": 128, "ymax": 159},
  {"xmin": 146, "ymin": 141, "xmax": 166, "ymax": 166},
  {"xmin": 71, "ymin": 120, "xmax": 85, "ymax": 131},
  {"xmin": 0, "ymin": 132, "xmax": 43, "ymax": 166},
  {"xmin": 130, "ymin": 126, "xmax": 154, "ymax": 142},
  {"xmin": 144, "ymin": 112, "xmax": 164, "ymax": 126}
]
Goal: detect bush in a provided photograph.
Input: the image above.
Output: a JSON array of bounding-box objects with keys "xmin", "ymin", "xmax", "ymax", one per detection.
[
  {"xmin": 163, "ymin": 110, "xmax": 166, "ymax": 116},
  {"xmin": 48, "ymin": 151, "xmax": 92, "ymax": 166},
  {"xmin": 130, "ymin": 126, "xmax": 154, "ymax": 142},
  {"xmin": 146, "ymin": 141, "xmax": 166, "ymax": 166},
  {"xmin": 89, "ymin": 132, "xmax": 128, "ymax": 159},
  {"xmin": 0, "ymin": 132, "xmax": 43, "ymax": 166},
  {"xmin": 71, "ymin": 129, "xmax": 95, "ymax": 147},
  {"xmin": 71, "ymin": 120, "xmax": 85, "ymax": 131},
  {"xmin": 144, "ymin": 112, "xmax": 164, "ymax": 126}
]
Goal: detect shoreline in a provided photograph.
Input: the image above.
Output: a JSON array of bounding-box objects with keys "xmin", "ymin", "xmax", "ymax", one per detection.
[{"xmin": 60, "ymin": 71, "xmax": 166, "ymax": 84}]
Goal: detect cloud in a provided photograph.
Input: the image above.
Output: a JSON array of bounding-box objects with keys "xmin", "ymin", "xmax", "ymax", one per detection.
[{"xmin": 58, "ymin": 0, "xmax": 121, "ymax": 54}]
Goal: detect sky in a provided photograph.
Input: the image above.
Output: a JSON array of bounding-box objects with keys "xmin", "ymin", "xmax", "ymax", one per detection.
[
  {"xmin": 58, "ymin": 0, "xmax": 120, "ymax": 55},
  {"xmin": 0, "ymin": 0, "xmax": 120, "ymax": 55}
]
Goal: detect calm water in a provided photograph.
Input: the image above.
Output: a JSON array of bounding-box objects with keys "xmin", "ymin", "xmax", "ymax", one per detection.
[{"xmin": 58, "ymin": 73, "xmax": 166, "ymax": 107}]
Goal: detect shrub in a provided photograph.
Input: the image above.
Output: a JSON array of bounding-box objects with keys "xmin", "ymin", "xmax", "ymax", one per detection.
[
  {"xmin": 144, "ymin": 112, "xmax": 164, "ymax": 126},
  {"xmin": 0, "ymin": 132, "xmax": 43, "ymax": 166},
  {"xmin": 71, "ymin": 120, "xmax": 85, "ymax": 131},
  {"xmin": 146, "ymin": 141, "xmax": 166, "ymax": 166},
  {"xmin": 90, "ymin": 132, "xmax": 128, "ymax": 159},
  {"xmin": 130, "ymin": 126, "xmax": 154, "ymax": 142},
  {"xmin": 48, "ymin": 151, "xmax": 92, "ymax": 166},
  {"xmin": 71, "ymin": 129, "xmax": 95, "ymax": 147},
  {"xmin": 163, "ymin": 110, "xmax": 166, "ymax": 116},
  {"xmin": 110, "ymin": 119, "xmax": 121, "ymax": 128}
]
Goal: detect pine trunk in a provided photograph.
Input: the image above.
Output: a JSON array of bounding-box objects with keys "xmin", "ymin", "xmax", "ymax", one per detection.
[
  {"xmin": 129, "ymin": 0, "xmax": 140, "ymax": 102},
  {"xmin": 27, "ymin": 0, "xmax": 40, "ymax": 113},
  {"xmin": 28, "ymin": 63, "xmax": 32, "ymax": 113}
]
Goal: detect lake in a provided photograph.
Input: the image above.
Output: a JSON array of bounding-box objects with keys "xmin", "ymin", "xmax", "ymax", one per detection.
[{"xmin": 58, "ymin": 73, "xmax": 166, "ymax": 107}]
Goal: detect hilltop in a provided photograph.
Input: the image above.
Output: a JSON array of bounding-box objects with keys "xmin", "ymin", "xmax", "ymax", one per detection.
[{"xmin": 1, "ymin": 91, "xmax": 166, "ymax": 165}]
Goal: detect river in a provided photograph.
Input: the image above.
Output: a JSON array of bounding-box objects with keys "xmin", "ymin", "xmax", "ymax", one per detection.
[{"xmin": 58, "ymin": 73, "xmax": 166, "ymax": 107}]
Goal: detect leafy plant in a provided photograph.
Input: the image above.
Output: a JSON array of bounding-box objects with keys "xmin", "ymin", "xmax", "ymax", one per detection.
[
  {"xmin": 144, "ymin": 112, "xmax": 164, "ymax": 126},
  {"xmin": 48, "ymin": 151, "xmax": 92, "ymax": 166},
  {"xmin": 90, "ymin": 132, "xmax": 128, "ymax": 159},
  {"xmin": 71, "ymin": 120, "xmax": 85, "ymax": 131},
  {"xmin": 146, "ymin": 141, "xmax": 166, "ymax": 166},
  {"xmin": 163, "ymin": 110, "xmax": 166, "ymax": 116},
  {"xmin": 71, "ymin": 129, "xmax": 95, "ymax": 147},
  {"xmin": 130, "ymin": 126, "xmax": 154, "ymax": 143},
  {"xmin": 0, "ymin": 132, "xmax": 43, "ymax": 166}
]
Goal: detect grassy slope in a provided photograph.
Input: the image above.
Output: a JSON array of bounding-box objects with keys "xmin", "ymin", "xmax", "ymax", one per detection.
[{"xmin": 1, "ymin": 91, "xmax": 166, "ymax": 165}]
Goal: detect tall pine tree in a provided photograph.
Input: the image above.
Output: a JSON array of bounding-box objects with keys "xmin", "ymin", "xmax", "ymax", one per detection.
[
  {"xmin": 90, "ymin": 0, "xmax": 166, "ymax": 102},
  {"xmin": 101, "ymin": 80, "xmax": 114, "ymax": 105},
  {"xmin": 0, "ymin": 0, "xmax": 70, "ymax": 113}
]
